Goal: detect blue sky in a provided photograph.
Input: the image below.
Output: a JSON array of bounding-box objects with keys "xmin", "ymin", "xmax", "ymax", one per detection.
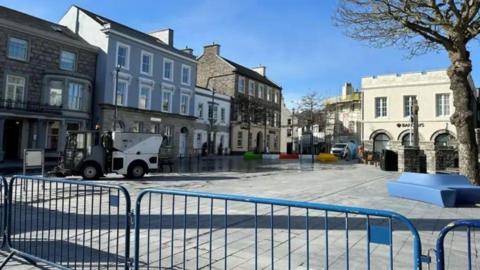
[{"xmin": 3, "ymin": 0, "xmax": 478, "ymax": 107}]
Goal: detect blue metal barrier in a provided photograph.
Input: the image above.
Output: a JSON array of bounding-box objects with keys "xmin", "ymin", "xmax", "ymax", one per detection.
[
  {"xmin": 436, "ymin": 219, "xmax": 480, "ymax": 270},
  {"xmin": 0, "ymin": 176, "xmax": 7, "ymax": 248},
  {"xmin": 134, "ymin": 189, "xmax": 423, "ymax": 269},
  {"xmin": 0, "ymin": 175, "xmax": 132, "ymax": 270}
]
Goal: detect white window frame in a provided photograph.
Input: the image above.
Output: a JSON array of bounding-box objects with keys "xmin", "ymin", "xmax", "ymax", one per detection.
[
  {"xmin": 180, "ymin": 93, "xmax": 190, "ymax": 115},
  {"xmin": 5, "ymin": 74, "xmax": 26, "ymax": 105},
  {"xmin": 248, "ymin": 81, "xmax": 255, "ymax": 96},
  {"xmin": 67, "ymin": 81, "xmax": 84, "ymax": 110},
  {"xmin": 163, "ymin": 58, "xmax": 174, "ymax": 82},
  {"xmin": 138, "ymin": 84, "xmax": 152, "ymax": 110},
  {"xmin": 115, "ymin": 42, "xmax": 130, "ymax": 70},
  {"xmin": 238, "ymin": 76, "xmax": 245, "ymax": 93},
  {"xmin": 258, "ymin": 84, "xmax": 264, "ymax": 99},
  {"xmin": 181, "ymin": 64, "xmax": 191, "ymax": 86},
  {"xmin": 220, "ymin": 107, "xmax": 226, "ymax": 123},
  {"xmin": 266, "ymin": 87, "xmax": 272, "ymax": 101},
  {"xmin": 403, "ymin": 95, "xmax": 416, "ymax": 117},
  {"xmin": 60, "ymin": 50, "xmax": 76, "ymax": 71},
  {"xmin": 7, "ymin": 37, "xmax": 28, "ymax": 61},
  {"xmin": 140, "ymin": 50, "xmax": 153, "ymax": 76},
  {"xmin": 436, "ymin": 93, "xmax": 450, "ymax": 117},
  {"xmin": 375, "ymin": 97, "xmax": 387, "ymax": 118},
  {"xmin": 161, "ymin": 87, "xmax": 173, "ymax": 113},
  {"xmin": 198, "ymin": 103, "xmax": 204, "ymax": 119},
  {"xmin": 274, "ymin": 91, "xmax": 279, "ymax": 103},
  {"xmin": 113, "ymin": 79, "xmax": 129, "ymax": 106}
]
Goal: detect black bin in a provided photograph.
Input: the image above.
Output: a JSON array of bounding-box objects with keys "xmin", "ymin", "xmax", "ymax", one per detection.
[{"xmin": 380, "ymin": 150, "xmax": 398, "ymax": 171}]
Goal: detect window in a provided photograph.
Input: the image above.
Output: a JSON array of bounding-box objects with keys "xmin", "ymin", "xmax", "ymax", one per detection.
[
  {"xmin": 139, "ymin": 85, "xmax": 151, "ymax": 109},
  {"xmin": 8, "ymin": 37, "xmax": 28, "ymax": 61},
  {"xmin": 116, "ymin": 43, "xmax": 130, "ymax": 69},
  {"xmin": 60, "ymin": 50, "xmax": 76, "ymax": 71},
  {"xmin": 181, "ymin": 65, "xmax": 191, "ymax": 85},
  {"xmin": 164, "ymin": 125, "xmax": 173, "ymax": 145},
  {"xmin": 47, "ymin": 121, "xmax": 60, "ymax": 150},
  {"xmin": 132, "ymin": 121, "xmax": 143, "ymax": 132},
  {"xmin": 403, "ymin": 96, "xmax": 417, "ymax": 117},
  {"xmin": 402, "ymin": 133, "xmax": 414, "ymax": 147},
  {"xmin": 220, "ymin": 107, "xmax": 226, "ymax": 123},
  {"xmin": 287, "ymin": 129, "xmax": 292, "ymax": 137},
  {"xmin": 196, "ymin": 133, "xmax": 202, "ymax": 148},
  {"xmin": 274, "ymin": 91, "xmax": 279, "ymax": 103},
  {"xmin": 49, "ymin": 80, "xmax": 63, "ymax": 106},
  {"xmin": 266, "ymin": 87, "xmax": 272, "ymax": 101},
  {"xmin": 150, "ymin": 123, "xmax": 161, "ymax": 134},
  {"xmin": 373, "ymin": 133, "xmax": 390, "ymax": 154},
  {"xmin": 435, "ymin": 133, "xmax": 454, "ymax": 147},
  {"xmin": 258, "ymin": 84, "xmax": 264, "ymax": 99},
  {"xmin": 208, "ymin": 103, "xmax": 218, "ymax": 121},
  {"xmin": 5, "ymin": 75, "xmax": 26, "ymax": 105},
  {"xmin": 348, "ymin": 121, "xmax": 355, "ymax": 132},
  {"xmin": 238, "ymin": 77, "xmax": 245, "ymax": 93},
  {"xmin": 141, "ymin": 51, "xmax": 153, "ymax": 75},
  {"xmin": 116, "ymin": 80, "xmax": 128, "ymax": 106},
  {"xmin": 287, "ymin": 119, "xmax": 292, "ymax": 125},
  {"xmin": 375, "ymin": 97, "xmax": 387, "ymax": 117},
  {"xmin": 162, "ymin": 89, "xmax": 173, "ymax": 112},
  {"xmin": 248, "ymin": 81, "xmax": 255, "ymax": 96},
  {"xmin": 68, "ymin": 82, "xmax": 83, "ymax": 110},
  {"xmin": 163, "ymin": 58, "xmax": 174, "ymax": 81},
  {"xmin": 198, "ymin": 103, "xmax": 204, "ymax": 119},
  {"xmin": 273, "ymin": 112, "xmax": 279, "ymax": 127},
  {"xmin": 180, "ymin": 94, "xmax": 189, "ymax": 115},
  {"xmin": 436, "ymin": 94, "xmax": 450, "ymax": 116},
  {"xmin": 237, "ymin": 131, "xmax": 243, "ymax": 147},
  {"xmin": 66, "ymin": 122, "xmax": 80, "ymax": 131}
]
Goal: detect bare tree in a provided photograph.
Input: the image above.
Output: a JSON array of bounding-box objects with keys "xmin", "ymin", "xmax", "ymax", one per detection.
[
  {"xmin": 295, "ymin": 92, "xmax": 324, "ymax": 128},
  {"xmin": 335, "ymin": 0, "xmax": 480, "ymax": 184}
]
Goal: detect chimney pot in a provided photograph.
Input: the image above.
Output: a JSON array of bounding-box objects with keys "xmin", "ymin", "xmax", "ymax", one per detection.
[{"xmin": 252, "ymin": 66, "xmax": 266, "ymax": 77}]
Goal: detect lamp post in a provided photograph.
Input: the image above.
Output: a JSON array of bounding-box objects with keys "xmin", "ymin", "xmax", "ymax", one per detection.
[
  {"xmin": 113, "ymin": 64, "xmax": 121, "ymax": 131},
  {"xmin": 291, "ymin": 108, "xmax": 295, "ymax": 153},
  {"xmin": 208, "ymin": 88, "xmax": 216, "ymax": 155}
]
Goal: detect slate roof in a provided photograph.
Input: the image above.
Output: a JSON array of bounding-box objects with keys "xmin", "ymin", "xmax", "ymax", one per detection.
[
  {"xmin": 0, "ymin": 5, "xmax": 93, "ymax": 48},
  {"xmin": 222, "ymin": 58, "xmax": 281, "ymax": 89},
  {"xmin": 75, "ymin": 5, "xmax": 196, "ymax": 60}
]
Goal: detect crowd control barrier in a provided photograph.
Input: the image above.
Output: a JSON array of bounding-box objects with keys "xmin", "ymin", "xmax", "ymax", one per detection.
[
  {"xmin": 134, "ymin": 189, "xmax": 423, "ymax": 269},
  {"xmin": 436, "ymin": 219, "xmax": 480, "ymax": 270},
  {"xmin": 1, "ymin": 176, "xmax": 132, "ymax": 270}
]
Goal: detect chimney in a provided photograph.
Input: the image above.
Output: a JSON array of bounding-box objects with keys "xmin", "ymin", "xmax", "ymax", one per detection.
[
  {"xmin": 252, "ymin": 65, "xmax": 266, "ymax": 77},
  {"xmin": 342, "ymin": 82, "xmax": 353, "ymax": 97},
  {"xmin": 150, "ymin": 29, "xmax": 174, "ymax": 46},
  {"xmin": 182, "ymin": 47, "xmax": 193, "ymax": 55},
  {"xmin": 204, "ymin": 43, "xmax": 220, "ymax": 56}
]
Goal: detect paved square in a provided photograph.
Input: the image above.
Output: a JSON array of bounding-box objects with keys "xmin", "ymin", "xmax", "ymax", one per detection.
[{"xmin": 1, "ymin": 160, "xmax": 478, "ymax": 269}]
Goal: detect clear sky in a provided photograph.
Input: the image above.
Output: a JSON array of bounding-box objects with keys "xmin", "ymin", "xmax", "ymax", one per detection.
[{"xmin": 2, "ymin": 0, "xmax": 478, "ymax": 107}]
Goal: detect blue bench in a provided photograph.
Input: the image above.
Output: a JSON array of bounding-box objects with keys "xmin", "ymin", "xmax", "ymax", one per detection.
[{"xmin": 387, "ymin": 172, "xmax": 480, "ymax": 207}]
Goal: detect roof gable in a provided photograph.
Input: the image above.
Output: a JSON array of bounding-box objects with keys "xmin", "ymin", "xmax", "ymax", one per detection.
[{"xmin": 221, "ymin": 57, "xmax": 281, "ymax": 89}]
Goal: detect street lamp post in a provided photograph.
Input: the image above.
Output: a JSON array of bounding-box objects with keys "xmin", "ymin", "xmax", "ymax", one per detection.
[
  {"xmin": 113, "ymin": 65, "xmax": 121, "ymax": 131},
  {"xmin": 208, "ymin": 88, "xmax": 216, "ymax": 155},
  {"xmin": 310, "ymin": 103, "xmax": 314, "ymax": 163}
]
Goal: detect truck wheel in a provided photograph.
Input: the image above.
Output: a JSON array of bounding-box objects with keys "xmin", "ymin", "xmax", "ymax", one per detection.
[
  {"xmin": 81, "ymin": 163, "xmax": 101, "ymax": 180},
  {"xmin": 127, "ymin": 162, "xmax": 146, "ymax": 179}
]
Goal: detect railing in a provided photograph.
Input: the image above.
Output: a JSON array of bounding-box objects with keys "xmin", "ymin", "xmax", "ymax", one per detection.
[
  {"xmin": 0, "ymin": 99, "xmax": 62, "ymax": 114},
  {"xmin": 436, "ymin": 219, "xmax": 480, "ymax": 270},
  {"xmin": 134, "ymin": 189, "xmax": 423, "ymax": 269},
  {"xmin": 1, "ymin": 176, "xmax": 132, "ymax": 269}
]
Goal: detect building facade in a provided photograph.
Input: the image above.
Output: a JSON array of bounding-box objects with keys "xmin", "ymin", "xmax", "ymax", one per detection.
[
  {"xmin": 324, "ymin": 82, "xmax": 362, "ymax": 145},
  {"xmin": 197, "ymin": 44, "xmax": 282, "ymax": 154},
  {"xmin": 193, "ymin": 87, "xmax": 231, "ymax": 155},
  {"xmin": 60, "ymin": 6, "xmax": 197, "ymax": 157},
  {"xmin": 0, "ymin": 6, "xmax": 97, "ymax": 162},
  {"xmin": 362, "ymin": 70, "xmax": 477, "ymax": 172},
  {"xmin": 280, "ymin": 98, "xmax": 299, "ymax": 153}
]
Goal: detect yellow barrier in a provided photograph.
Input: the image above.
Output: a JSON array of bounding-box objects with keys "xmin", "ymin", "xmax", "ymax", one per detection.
[{"xmin": 316, "ymin": 153, "xmax": 337, "ymax": 163}]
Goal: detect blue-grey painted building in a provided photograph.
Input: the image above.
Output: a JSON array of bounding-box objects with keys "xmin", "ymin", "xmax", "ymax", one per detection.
[{"xmin": 60, "ymin": 5, "xmax": 197, "ymax": 156}]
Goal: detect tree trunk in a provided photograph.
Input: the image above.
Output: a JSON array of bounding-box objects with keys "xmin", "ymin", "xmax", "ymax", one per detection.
[{"xmin": 447, "ymin": 49, "xmax": 480, "ymax": 185}]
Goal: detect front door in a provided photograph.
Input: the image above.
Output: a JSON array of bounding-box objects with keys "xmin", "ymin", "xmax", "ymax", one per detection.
[
  {"xmin": 179, "ymin": 127, "xmax": 188, "ymax": 157},
  {"xmin": 3, "ymin": 119, "xmax": 22, "ymax": 160}
]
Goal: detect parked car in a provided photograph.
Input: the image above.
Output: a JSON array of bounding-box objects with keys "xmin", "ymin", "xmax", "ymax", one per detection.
[{"xmin": 330, "ymin": 143, "xmax": 348, "ymax": 158}]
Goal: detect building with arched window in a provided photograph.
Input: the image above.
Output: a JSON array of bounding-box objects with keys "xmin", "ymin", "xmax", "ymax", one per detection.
[{"xmin": 361, "ymin": 69, "xmax": 477, "ymax": 172}]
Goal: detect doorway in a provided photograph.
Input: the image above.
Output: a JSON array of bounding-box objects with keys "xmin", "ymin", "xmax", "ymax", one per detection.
[
  {"xmin": 3, "ymin": 119, "xmax": 22, "ymax": 160},
  {"xmin": 256, "ymin": 132, "xmax": 263, "ymax": 153},
  {"xmin": 179, "ymin": 127, "xmax": 188, "ymax": 157}
]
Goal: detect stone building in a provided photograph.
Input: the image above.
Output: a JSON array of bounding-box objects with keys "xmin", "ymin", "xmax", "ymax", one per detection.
[
  {"xmin": 193, "ymin": 86, "xmax": 231, "ymax": 155},
  {"xmin": 197, "ymin": 44, "xmax": 282, "ymax": 154},
  {"xmin": 60, "ymin": 6, "xmax": 197, "ymax": 157},
  {"xmin": 0, "ymin": 6, "xmax": 97, "ymax": 162},
  {"xmin": 323, "ymin": 82, "xmax": 362, "ymax": 145},
  {"xmin": 362, "ymin": 69, "xmax": 477, "ymax": 172},
  {"xmin": 280, "ymin": 98, "xmax": 299, "ymax": 153}
]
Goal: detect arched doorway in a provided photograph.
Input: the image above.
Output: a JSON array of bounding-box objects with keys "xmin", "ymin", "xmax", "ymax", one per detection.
[
  {"xmin": 256, "ymin": 132, "xmax": 263, "ymax": 153},
  {"xmin": 435, "ymin": 133, "xmax": 455, "ymax": 147},
  {"xmin": 373, "ymin": 133, "xmax": 390, "ymax": 154},
  {"xmin": 179, "ymin": 127, "xmax": 188, "ymax": 157},
  {"xmin": 401, "ymin": 133, "xmax": 413, "ymax": 147}
]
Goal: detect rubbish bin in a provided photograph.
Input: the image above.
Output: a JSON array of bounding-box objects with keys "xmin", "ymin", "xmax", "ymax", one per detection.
[{"xmin": 380, "ymin": 150, "xmax": 398, "ymax": 171}]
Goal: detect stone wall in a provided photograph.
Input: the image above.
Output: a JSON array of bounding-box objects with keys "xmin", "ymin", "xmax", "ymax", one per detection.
[
  {"xmin": 197, "ymin": 45, "xmax": 236, "ymax": 96},
  {"xmin": 397, "ymin": 147, "xmax": 426, "ymax": 173}
]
